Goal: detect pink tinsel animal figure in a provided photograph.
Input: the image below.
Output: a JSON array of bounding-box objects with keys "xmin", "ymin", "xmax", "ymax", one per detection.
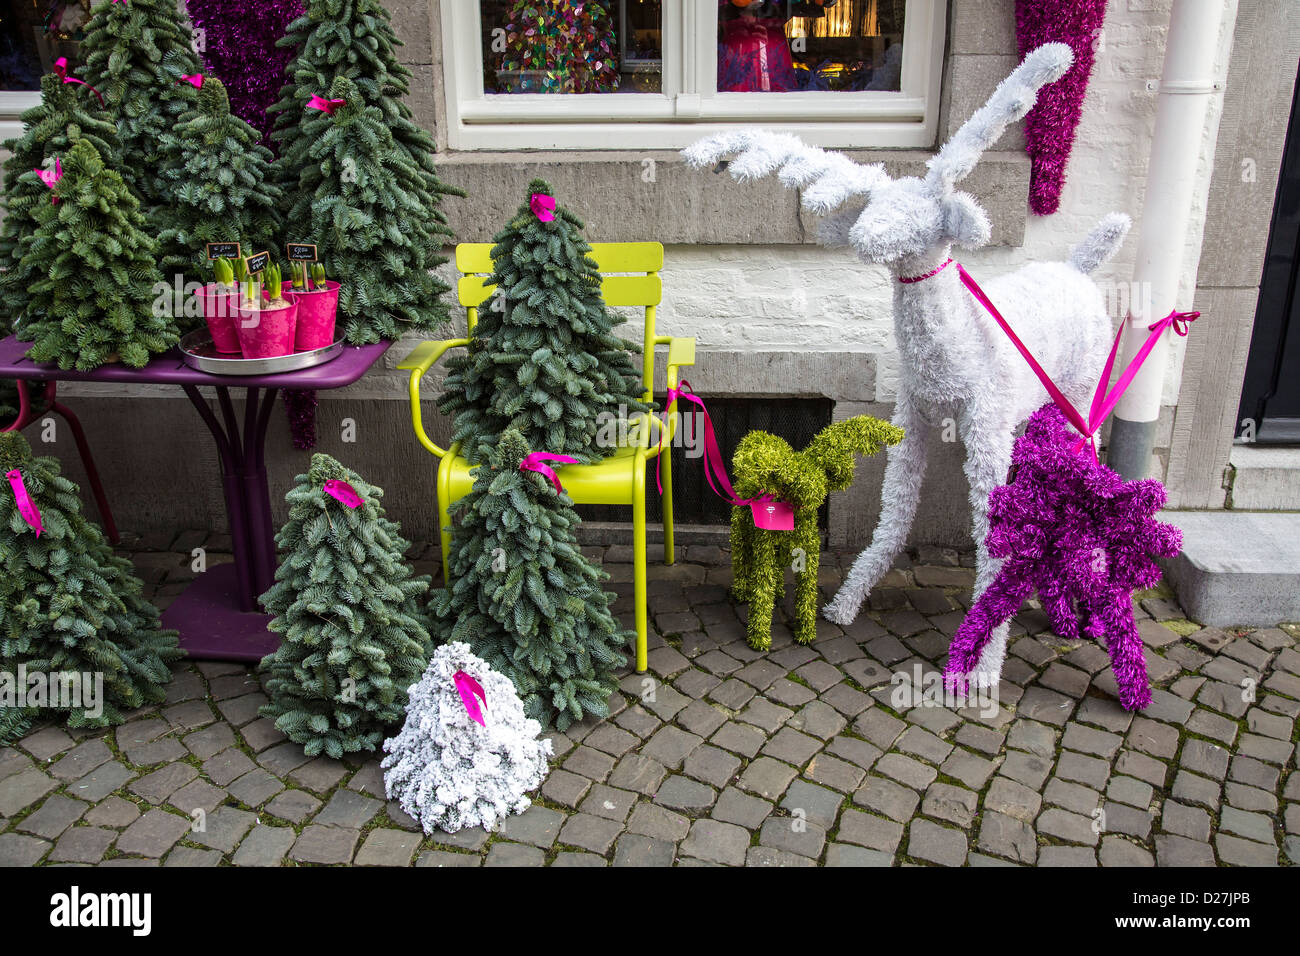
[{"xmin": 944, "ymin": 404, "xmax": 1183, "ymax": 711}]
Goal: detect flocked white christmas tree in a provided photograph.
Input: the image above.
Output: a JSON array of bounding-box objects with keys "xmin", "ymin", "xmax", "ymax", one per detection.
[{"xmin": 381, "ymin": 642, "xmax": 552, "ymax": 834}]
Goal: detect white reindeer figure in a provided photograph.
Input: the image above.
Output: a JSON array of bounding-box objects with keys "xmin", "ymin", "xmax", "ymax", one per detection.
[{"xmin": 684, "ymin": 44, "xmax": 1131, "ymax": 688}]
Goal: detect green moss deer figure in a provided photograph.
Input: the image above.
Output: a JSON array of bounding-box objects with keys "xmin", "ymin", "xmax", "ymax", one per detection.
[{"xmin": 730, "ymin": 416, "xmax": 904, "ymax": 650}]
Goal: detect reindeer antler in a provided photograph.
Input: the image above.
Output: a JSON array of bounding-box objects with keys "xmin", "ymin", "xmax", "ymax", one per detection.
[
  {"xmin": 927, "ymin": 42, "xmax": 1074, "ymax": 192},
  {"xmin": 683, "ymin": 130, "xmax": 888, "ymax": 216}
]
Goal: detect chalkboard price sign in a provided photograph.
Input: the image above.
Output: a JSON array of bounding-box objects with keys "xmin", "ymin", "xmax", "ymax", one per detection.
[
  {"xmin": 246, "ymin": 250, "xmax": 271, "ymax": 275},
  {"xmin": 286, "ymin": 243, "xmax": 318, "ymax": 262},
  {"xmin": 206, "ymin": 242, "xmax": 241, "ymax": 260}
]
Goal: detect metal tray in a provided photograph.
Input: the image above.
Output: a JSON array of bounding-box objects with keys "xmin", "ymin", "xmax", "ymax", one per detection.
[{"xmin": 179, "ymin": 329, "xmax": 344, "ymax": 376}]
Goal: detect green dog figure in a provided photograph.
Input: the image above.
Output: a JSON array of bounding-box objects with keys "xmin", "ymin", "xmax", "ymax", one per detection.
[{"xmin": 730, "ymin": 416, "xmax": 904, "ymax": 650}]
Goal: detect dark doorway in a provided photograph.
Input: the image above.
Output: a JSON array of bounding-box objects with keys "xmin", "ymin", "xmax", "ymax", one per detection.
[{"xmin": 1238, "ymin": 61, "xmax": 1300, "ymax": 444}]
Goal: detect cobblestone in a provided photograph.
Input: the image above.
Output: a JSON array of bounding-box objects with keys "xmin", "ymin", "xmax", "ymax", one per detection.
[{"xmin": 1, "ymin": 544, "xmax": 1293, "ymax": 867}]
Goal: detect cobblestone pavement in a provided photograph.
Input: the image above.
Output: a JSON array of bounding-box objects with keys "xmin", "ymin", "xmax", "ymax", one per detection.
[{"xmin": 1, "ymin": 530, "xmax": 1297, "ymax": 867}]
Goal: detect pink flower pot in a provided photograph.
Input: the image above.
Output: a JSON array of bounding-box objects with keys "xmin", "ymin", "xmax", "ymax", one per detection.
[
  {"xmin": 292, "ymin": 280, "xmax": 340, "ymax": 351},
  {"xmin": 197, "ymin": 283, "xmax": 241, "ymax": 353},
  {"xmin": 235, "ymin": 291, "xmax": 299, "ymax": 359}
]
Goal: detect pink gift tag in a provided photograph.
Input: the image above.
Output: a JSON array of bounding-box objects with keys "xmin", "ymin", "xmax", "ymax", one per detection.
[
  {"xmin": 6, "ymin": 469, "xmax": 43, "ymax": 536},
  {"xmin": 751, "ymin": 497, "xmax": 794, "ymax": 531},
  {"xmin": 323, "ymin": 479, "xmax": 362, "ymax": 508}
]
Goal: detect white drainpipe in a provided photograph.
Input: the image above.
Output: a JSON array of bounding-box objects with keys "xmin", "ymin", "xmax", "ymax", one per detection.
[{"xmin": 1108, "ymin": 0, "xmax": 1226, "ymax": 480}]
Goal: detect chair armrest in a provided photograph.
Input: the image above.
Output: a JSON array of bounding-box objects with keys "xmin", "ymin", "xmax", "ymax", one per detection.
[
  {"xmin": 649, "ymin": 336, "xmax": 696, "ymax": 452},
  {"xmin": 397, "ymin": 338, "xmax": 469, "ymax": 458}
]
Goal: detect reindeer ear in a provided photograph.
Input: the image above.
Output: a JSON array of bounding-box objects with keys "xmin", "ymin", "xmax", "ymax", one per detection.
[{"xmin": 942, "ymin": 191, "xmax": 991, "ymax": 249}]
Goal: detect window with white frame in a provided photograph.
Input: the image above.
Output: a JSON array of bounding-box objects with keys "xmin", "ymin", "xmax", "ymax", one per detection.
[
  {"xmin": 0, "ymin": 0, "xmax": 89, "ymax": 139},
  {"xmin": 444, "ymin": 0, "xmax": 947, "ymax": 151}
]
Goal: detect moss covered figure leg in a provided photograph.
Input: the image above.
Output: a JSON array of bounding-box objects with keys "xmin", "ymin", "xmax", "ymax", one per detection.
[
  {"xmin": 744, "ymin": 530, "xmax": 782, "ymax": 651},
  {"xmin": 730, "ymin": 506, "xmax": 755, "ymax": 603},
  {"xmin": 792, "ymin": 509, "xmax": 822, "ymax": 644}
]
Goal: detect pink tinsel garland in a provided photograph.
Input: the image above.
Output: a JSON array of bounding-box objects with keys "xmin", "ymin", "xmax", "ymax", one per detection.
[
  {"xmin": 1015, "ymin": 0, "xmax": 1109, "ymax": 215},
  {"xmin": 183, "ymin": 0, "xmax": 304, "ymax": 152}
]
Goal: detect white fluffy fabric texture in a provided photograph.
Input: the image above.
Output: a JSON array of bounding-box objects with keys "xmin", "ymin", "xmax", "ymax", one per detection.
[
  {"xmin": 381, "ymin": 642, "xmax": 553, "ymax": 834},
  {"xmin": 685, "ymin": 45, "xmax": 1131, "ymax": 692}
]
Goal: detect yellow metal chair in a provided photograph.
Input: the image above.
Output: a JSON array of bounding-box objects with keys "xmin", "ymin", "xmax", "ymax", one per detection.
[{"xmin": 397, "ymin": 241, "xmax": 696, "ymax": 673}]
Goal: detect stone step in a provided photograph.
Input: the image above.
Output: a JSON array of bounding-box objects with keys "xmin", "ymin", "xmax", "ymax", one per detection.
[
  {"xmin": 1163, "ymin": 511, "xmax": 1300, "ymax": 627},
  {"xmin": 1228, "ymin": 445, "xmax": 1300, "ymax": 510}
]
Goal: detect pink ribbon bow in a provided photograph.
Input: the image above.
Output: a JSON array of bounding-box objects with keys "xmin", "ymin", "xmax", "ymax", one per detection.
[
  {"xmin": 6, "ymin": 470, "xmax": 42, "ymax": 537},
  {"xmin": 323, "ymin": 479, "xmax": 362, "ymax": 508},
  {"xmin": 956, "ymin": 262, "xmax": 1201, "ymax": 462},
  {"xmin": 658, "ymin": 381, "xmax": 790, "ymax": 521},
  {"xmin": 519, "ymin": 452, "xmax": 579, "ymax": 493},
  {"xmin": 52, "ymin": 57, "xmax": 106, "ymax": 108},
  {"xmin": 529, "ymin": 193, "xmax": 556, "ymax": 222},
  {"xmin": 453, "ymin": 670, "xmax": 487, "ymax": 727},
  {"xmin": 36, "ymin": 158, "xmax": 62, "ymax": 203},
  {"xmin": 306, "ymin": 95, "xmax": 346, "ymax": 115},
  {"xmin": 179, "ymin": 74, "xmax": 204, "ymax": 89}
]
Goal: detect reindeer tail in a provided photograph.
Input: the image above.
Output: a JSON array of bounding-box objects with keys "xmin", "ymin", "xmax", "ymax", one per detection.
[{"xmin": 1069, "ymin": 212, "xmax": 1132, "ymax": 274}]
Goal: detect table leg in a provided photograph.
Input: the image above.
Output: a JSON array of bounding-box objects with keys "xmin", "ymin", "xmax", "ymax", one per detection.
[
  {"xmin": 243, "ymin": 386, "xmax": 280, "ymax": 597},
  {"xmin": 182, "ymin": 383, "xmax": 257, "ymax": 612}
]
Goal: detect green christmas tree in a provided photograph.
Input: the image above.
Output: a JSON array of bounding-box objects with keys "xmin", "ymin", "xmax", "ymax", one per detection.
[
  {"xmin": 17, "ymin": 138, "xmax": 176, "ymax": 371},
  {"xmin": 0, "ymin": 73, "xmax": 125, "ymax": 337},
  {"xmin": 78, "ymin": 0, "xmax": 203, "ymax": 212},
  {"xmin": 433, "ymin": 429, "xmax": 630, "ymax": 730},
  {"xmin": 259, "ymin": 453, "xmax": 434, "ymax": 758},
  {"xmin": 290, "ymin": 76, "xmax": 452, "ymax": 343},
  {"xmin": 438, "ymin": 181, "xmax": 648, "ymax": 464},
  {"xmin": 0, "ymin": 432, "xmax": 182, "ymax": 743},
  {"xmin": 271, "ymin": 0, "xmax": 462, "ymax": 218},
  {"xmin": 154, "ymin": 76, "xmax": 282, "ymax": 293}
]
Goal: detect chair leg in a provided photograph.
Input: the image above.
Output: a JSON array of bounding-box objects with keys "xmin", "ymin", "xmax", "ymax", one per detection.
[
  {"xmin": 633, "ymin": 473, "xmax": 648, "ymax": 673},
  {"xmin": 660, "ymin": 444, "xmax": 675, "ymax": 565},
  {"xmin": 437, "ymin": 458, "xmax": 454, "ymax": 587},
  {"xmin": 51, "ymin": 401, "xmax": 119, "ymax": 545}
]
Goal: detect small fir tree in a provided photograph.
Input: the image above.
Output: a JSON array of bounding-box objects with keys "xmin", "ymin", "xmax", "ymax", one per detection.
[
  {"xmin": 17, "ymin": 138, "xmax": 176, "ymax": 371},
  {"xmin": 259, "ymin": 453, "xmax": 435, "ymax": 758},
  {"xmin": 270, "ymin": 0, "xmax": 462, "ymax": 234},
  {"xmin": 0, "ymin": 73, "xmax": 125, "ymax": 338},
  {"xmin": 294, "ymin": 76, "xmax": 452, "ymax": 343},
  {"xmin": 0, "ymin": 432, "xmax": 182, "ymax": 743},
  {"xmin": 78, "ymin": 0, "xmax": 203, "ymax": 212},
  {"xmin": 433, "ymin": 429, "xmax": 630, "ymax": 731},
  {"xmin": 154, "ymin": 76, "xmax": 282, "ymax": 291},
  {"xmin": 439, "ymin": 181, "xmax": 648, "ymax": 463}
]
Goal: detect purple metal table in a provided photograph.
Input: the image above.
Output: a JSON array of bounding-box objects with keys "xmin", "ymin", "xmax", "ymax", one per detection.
[{"xmin": 0, "ymin": 335, "xmax": 391, "ymax": 661}]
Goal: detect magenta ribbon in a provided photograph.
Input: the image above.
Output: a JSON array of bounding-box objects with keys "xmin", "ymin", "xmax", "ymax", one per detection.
[
  {"xmin": 519, "ymin": 452, "xmax": 578, "ymax": 493},
  {"xmin": 6, "ymin": 470, "xmax": 42, "ymax": 537},
  {"xmin": 323, "ymin": 479, "xmax": 362, "ymax": 508},
  {"xmin": 956, "ymin": 263, "xmax": 1200, "ymax": 461},
  {"xmin": 52, "ymin": 58, "xmax": 105, "ymax": 108},
  {"xmin": 658, "ymin": 381, "xmax": 784, "ymax": 514},
  {"xmin": 306, "ymin": 95, "xmax": 346, "ymax": 115},
  {"xmin": 530, "ymin": 193, "xmax": 556, "ymax": 222},
  {"xmin": 453, "ymin": 670, "xmax": 487, "ymax": 727},
  {"xmin": 36, "ymin": 157, "xmax": 62, "ymax": 204},
  {"xmin": 179, "ymin": 74, "xmax": 204, "ymax": 89}
]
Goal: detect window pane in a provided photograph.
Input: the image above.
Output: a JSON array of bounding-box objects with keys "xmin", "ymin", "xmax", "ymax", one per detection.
[
  {"xmin": 718, "ymin": 0, "xmax": 904, "ymax": 93},
  {"xmin": 481, "ymin": 0, "xmax": 662, "ymax": 95},
  {"xmin": 1, "ymin": 0, "xmax": 86, "ymax": 92}
]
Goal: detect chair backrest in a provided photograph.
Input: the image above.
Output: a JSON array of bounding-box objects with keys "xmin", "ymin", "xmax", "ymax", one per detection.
[{"xmin": 455, "ymin": 241, "xmax": 664, "ymax": 404}]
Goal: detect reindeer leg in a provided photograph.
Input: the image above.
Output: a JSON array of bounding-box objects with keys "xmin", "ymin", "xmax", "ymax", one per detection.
[
  {"xmin": 960, "ymin": 411, "xmax": 1016, "ymax": 688},
  {"xmin": 825, "ymin": 395, "xmax": 930, "ymax": 625}
]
